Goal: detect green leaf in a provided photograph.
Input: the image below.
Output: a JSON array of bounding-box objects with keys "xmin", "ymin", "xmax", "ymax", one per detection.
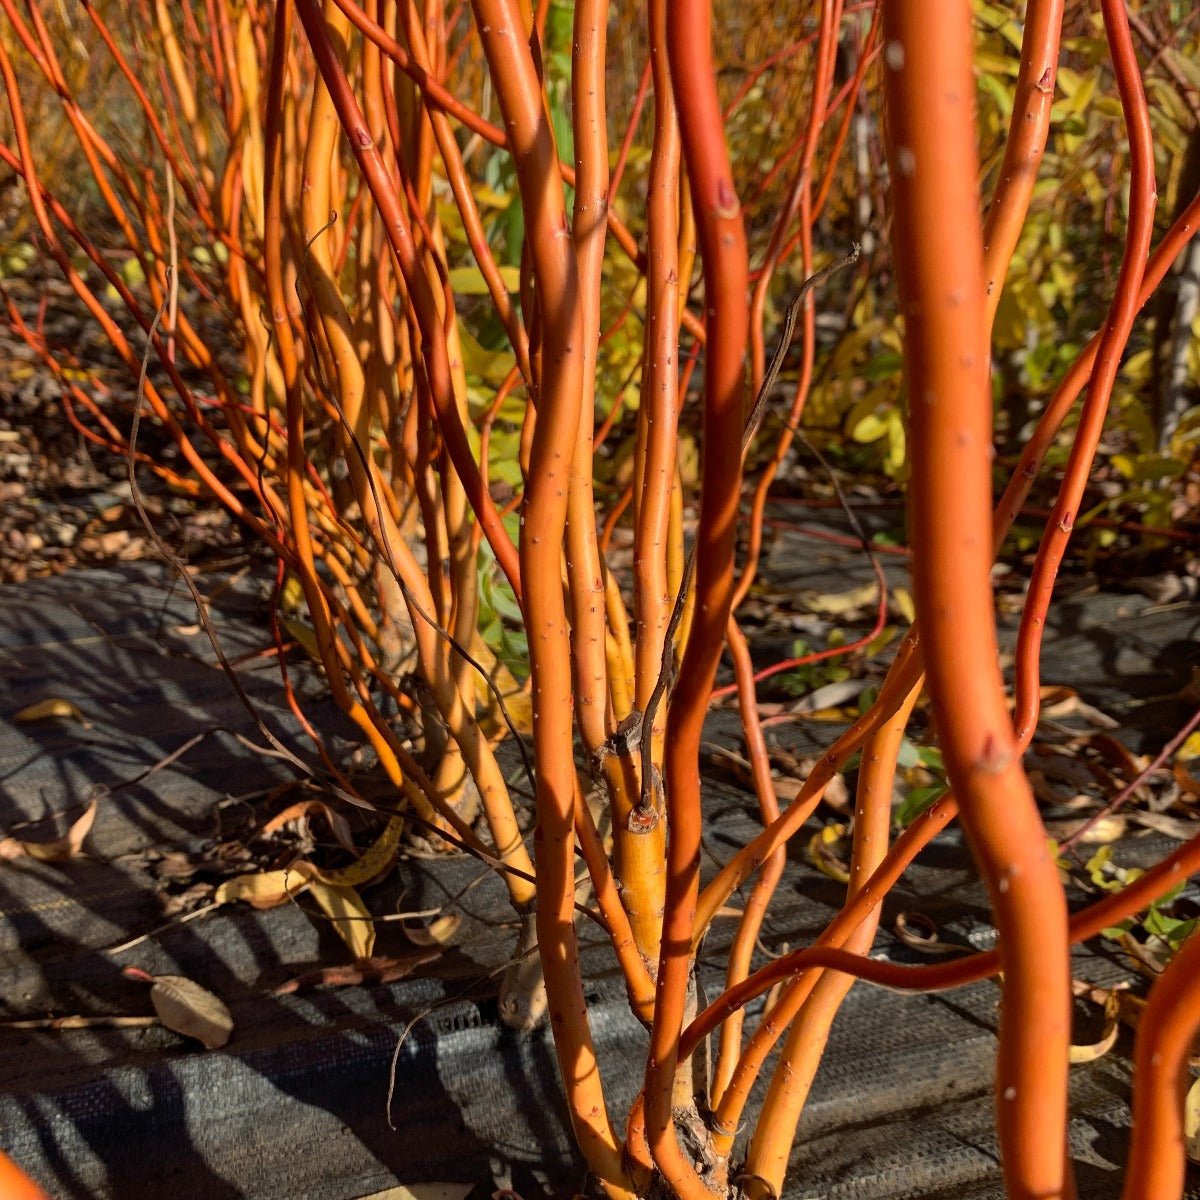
[{"xmin": 895, "ymin": 783, "xmax": 949, "ymax": 828}]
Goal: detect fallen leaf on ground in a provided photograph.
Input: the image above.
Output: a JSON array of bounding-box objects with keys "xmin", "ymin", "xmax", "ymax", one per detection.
[
  {"xmin": 313, "ymin": 814, "xmax": 404, "ymax": 887},
  {"xmin": 1069, "ymin": 984, "xmax": 1120, "ymax": 1064},
  {"xmin": 212, "ymin": 866, "xmax": 312, "ymax": 909},
  {"xmin": 787, "ymin": 679, "xmax": 869, "ymax": 716},
  {"xmin": 354, "ymin": 1182, "xmax": 471, "ymax": 1200},
  {"xmin": 261, "ymin": 800, "xmax": 356, "ymax": 854},
  {"xmin": 273, "ymin": 950, "xmax": 442, "ymax": 995},
  {"xmin": 402, "ymin": 912, "xmax": 461, "ymax": 947},
  {"xmin": 308, "ymin": 879, "xmax": 375, "ymax": 959},
  {"xmin": 807, "ymin": 823, "xmax": 851, "ymax": 884},
  {"xmin": 0, "ymin": 799, "xmax": 96, "ymax": 863},
  {"xmin": 1072, "ymin": 979, "xmax": 1146, "ymax": 1037},
  {"xmin": 124, "ymin": 968, "xmax": 233, "ymax": 1049},
  {"xmin": 14, "ymin": 698, "xmax": 86, "ymax": 724},
  {"xmin": 894, "ymin": 911, "xmax": 966, "ymax": 956},
  {"xmin": 1187, "ymin": 1077, "xmax": 1200, "ymax": 1164},
  {"xmin": 1039, "ymin": 687, "xmax": 1119, "ymax": 729},
  {"xmin": 798, "ymin": 582, "xmax": 878, "ymax": 617},
  {"xmin": 1130, "ymin": 811, "xmax": 1200, "ymax": 841},
  {"xmin": 1044, "ymin": 814, "xmax": 1127, "ymax": 845},
  {"xmin": 891, "ymin": 586, "xmax": 916, "ymax": 624}
]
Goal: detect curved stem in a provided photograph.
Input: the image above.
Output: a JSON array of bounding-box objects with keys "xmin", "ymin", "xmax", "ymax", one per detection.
[
  {"xmin": 1121, "ymin": 928, "xmax": 1200, "ymax": 1200},
  {"xmin": 882, "ymin": 7, "xmax": 1070, "ymax": 1196},
  {"xmin": 1011, "ymin": 0, "xmax": 1156, "ymax": 746}
]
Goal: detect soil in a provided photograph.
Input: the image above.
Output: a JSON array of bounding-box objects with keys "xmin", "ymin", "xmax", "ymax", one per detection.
[{"xmin": 0, "ymin": 267, "xmax": 249, "ymax": 584}]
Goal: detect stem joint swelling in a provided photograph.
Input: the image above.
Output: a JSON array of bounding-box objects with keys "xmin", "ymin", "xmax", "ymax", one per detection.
[{"xmin": 593, "ymin": 709, "xmax": 667, "ymax": 832}]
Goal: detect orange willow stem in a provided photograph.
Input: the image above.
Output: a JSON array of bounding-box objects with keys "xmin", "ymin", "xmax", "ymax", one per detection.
[
  {"xmin": 620, "ymin": 792, "xmax": 959, "ymax": 1182},
  {"xmin": 711, "ymin": 544, "xmax": 886, "ymax": 703},
  {"xmin": 746, "ymin": 0, "xmax": 839, "ymax": 392},
  {"xmin": 994, "ymin": 184, "xmax": 1200, "ymax": 540},
  {"xmin": 1012, "ymin": 0, "xmax": 1156, "ymax": 746},
  {"xmin": 883, "ymin": 8, "xmax": 1070, "ymax": 1199},
  {"xmin": 607, "ymin": 0, "xmax": 678, "ymax": 968},
  {"xmin": 566, "ymin": 0, "xmax": 612, "ymax": 758},
  {"xmin": 739, "ymin": 689, "xmax": 918, "ymax": 1195},
  {"xmin": 330, "ymin": 0, "xmax": 706, "ymax": 348},
  {"xmin": 982, "ymin": 0, "xmax": 1064, "ymax": 327},
  {"xmin": 608, "ymin": 56, "xmax": 652, "ymax": 207},
  {"xmin": 731, "ymin": 2, "xmax": 872, "ymax": 618},
  {"xmin": 467, "ymin": 0, "xmax": 629, "ymax": 1190},
  {"xmin": 709, "ymin": 618, "xmax": 785, "ymax": 1110},
  {"xmin": 1121, "ymin": 927, "xmax": 1200, "ymax": 1200},
  {"xmin": 694, "ymin": 637, "xmax": 920, "ymax": 939},
  {"xmin": 642, "ymin": 0, "xmax": 749, "ymax": 1192}
]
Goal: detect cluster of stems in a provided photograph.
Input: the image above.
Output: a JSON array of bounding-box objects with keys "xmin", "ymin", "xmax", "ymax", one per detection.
[{"xmin": 4, "ymin": 1, "xmax": 1200, "ymax": 1197}]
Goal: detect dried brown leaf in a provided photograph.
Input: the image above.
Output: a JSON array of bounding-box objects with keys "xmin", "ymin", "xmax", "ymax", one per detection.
[
  {"xmin": 123, "ymin": 970, "xmax": 232, "ymax": 1050},
  {"xmin": 273, "ymin": 951, "xmax": 441, "ymax": 995},
  {"xmin": 894, "ymin": 911, "xmax": 966, "ymax": 956},
  {"xmin": 1070, "ymin": 985, "xmax": 1120, "ymax": 1064},
  {"xmin": 1044, "ymin": 815, "xmax": 1127, "ymax": 845},
  {"xmin": 0, "ymin": 799, "xmax": 96, "ymax": 864},
  {"xmin": 261, "ymin": 800, "xmax": 355, "ymax": 854},
  {"xmin": 1039, "ymin": 687, "xmax": 1119, "ymax": 729},
  {"xmin": 1131, "ymin": 811, "xmax": 1200, "ymax": 841}
]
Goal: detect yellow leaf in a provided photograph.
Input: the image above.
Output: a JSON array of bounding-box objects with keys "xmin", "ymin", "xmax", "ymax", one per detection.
[
  {"xmin": 403, "ymin": 912, "xmax": 461, "ymax": 946},
  {"xmin": 1065, "ymin": 71, "xmax": 1097, "ymax": 116},
  {"xmin": 279, "ymin": 573, "xmax": 306, "ymax": 613},
  {"xmin": 15, "ymin": 698, "xmax": 86, "ymax": 724},
  {"xmin": 1179, "ymin": 732, "xmax": 1200, "ymax": 762},
  {"xmin": 0, "ymin": 798, "xmax": 97, "ymax": 864},
  {"xmin": 282, "ymin": 615, "xmax": 322, "ymax": 662},
  {"xmin": 1121, "ymin": 348, "xmax": 1153, "ymax": 386},
  {"xmin": 213, "ymin": 867, "xmax": 311, "ymax": 909},
  {"xmin": 800, "ymin": 582, "xmax": 878, "ymax": 617},
  {"xmin": 469, "ymin": 632, "xmax": 533, "ymax": 735},
  {"xmin": 308, "ymin": 879, "xmax": 375, "ymax": 959},
  {"xmin": 1110, "ymin": 454, "xmax": 1135, "ymax": 480},
  {"xmin": 470, "ymin": 184, "xmax": 512, "ymax": 209},
  {"xmin": 849, "ymin": 410, "xmax": 890, "ymax": 444},
  {"xmin": 458, "ymin": 326, "xmax": 516, "ymax": 386},
  {"xmin": 120, "ymin": 257, "xmax": 146, "ymax": 289},
  {"xmin": 807, "ymin": 823, "xmax": 851, "ymax": 884},
  {"xmin": 882, "ymin": 408, "xmax": 907, "ymax": 477},
  {"xmin": 1186, "ymin": 1077, "xmax": 1200, "ymax": 1164},
  {"xmin": 314, "ymin": 815, "xmax": 404, "ymax": 888},
  {"xmin": 892, "ymin": 587, "xmax": 916, "ymax": 624}
]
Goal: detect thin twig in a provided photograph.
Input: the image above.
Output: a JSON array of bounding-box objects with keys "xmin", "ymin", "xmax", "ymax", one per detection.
[
  {"xmin": 633, "ymin": 245, "xmax": 860, "ymax": 818},
  {"xmin": 292, "ymin": 246, "xmax": 536, "ymax": 792},
  {"xmin": 1060, "ymin": 700, "xmax": 1200, "ymax": 851}
]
